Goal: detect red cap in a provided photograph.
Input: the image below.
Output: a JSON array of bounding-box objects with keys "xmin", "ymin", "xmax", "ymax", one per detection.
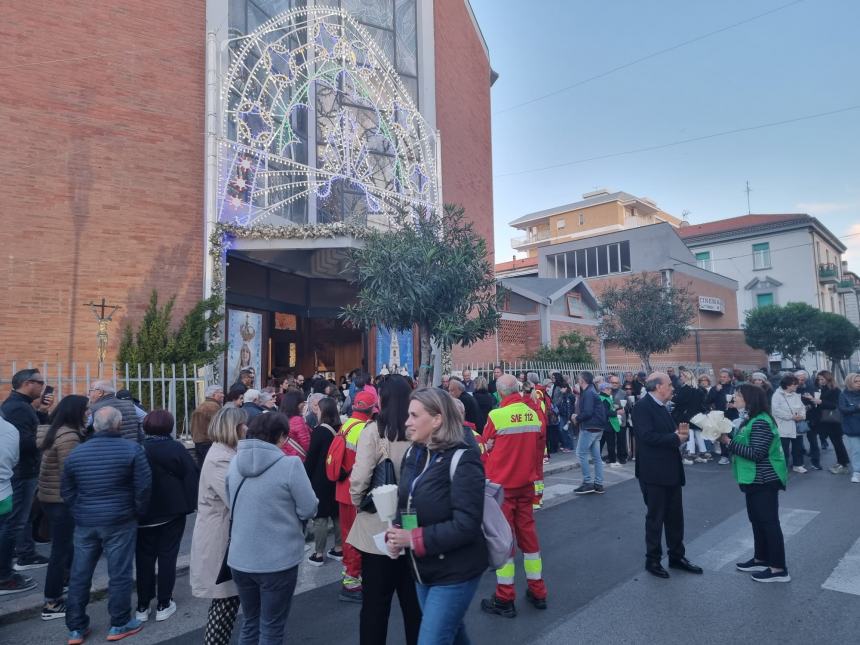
[{"xmin": 353, "ymin": 391, "xmax": 377, "ymax": 412}]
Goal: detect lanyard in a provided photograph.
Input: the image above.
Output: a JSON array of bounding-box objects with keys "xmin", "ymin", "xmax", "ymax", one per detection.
[{"xmin": 407, "ymin": 446, "xmax": 432, "ymax": 514}]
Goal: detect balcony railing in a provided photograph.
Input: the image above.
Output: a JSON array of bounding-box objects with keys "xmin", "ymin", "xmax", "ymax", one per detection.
[
  {"xmin": 819, "ymin": 263, "xmax": 839, "ymax": 283},
  {"xmin": 512, "ymin": 229, "xmax": 553, "ymax": 248}
]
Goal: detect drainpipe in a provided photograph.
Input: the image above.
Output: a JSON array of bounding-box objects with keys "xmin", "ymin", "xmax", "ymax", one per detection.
[{"xmin": 203, "ymin": 30, "xmax": 218, "ymax": 300}]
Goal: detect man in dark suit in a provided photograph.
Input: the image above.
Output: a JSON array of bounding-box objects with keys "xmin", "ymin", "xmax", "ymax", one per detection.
[{"xmin": 632, "ymin": 372, "xmax": 703, "ymax": 578}]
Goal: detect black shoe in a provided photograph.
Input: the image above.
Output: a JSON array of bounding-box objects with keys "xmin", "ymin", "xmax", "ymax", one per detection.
[
  {"xmin": 338, "ymin": 587, "xmax": 362, "ymax": 603},
  {"xmin": 41, "ymin": 600, "xmax": 66, "ymax": 621},
  {"xmin": 13, "ymin": 554, "xmax": 49, "ymax": 571},
  {"xmin": 645, "ymin": 561, "xmax": 670, "ymax": 578},
  {"xmin": 593, "ymin": 484, "xmax": 605, "ymax": 494},
  {"xmin": 669, "ymin": 558, "xmax": 703, "ymax": 574},
  {"xmin": 525, "ymin": 589, "xmax": 547, "ymax": 610},
  {"xmin": 736, "ymin": 558, "xmax": 768, "ymax": 573},
  {"xmin": 481, "ymin": 596, "xmax": 517, "ymax": 618},
  {"xmin": 574, "ymin": 483, "xmax": 595, "ymax": 495}
]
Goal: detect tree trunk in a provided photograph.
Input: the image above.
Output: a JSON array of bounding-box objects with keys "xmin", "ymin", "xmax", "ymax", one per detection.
[
  {"xmin": 641, "ymin": 353, "xmax": 652, "ymax": 374},
  {"xmin": 418, "ymin": 323, "xmax": 433, "ymax": 387}
]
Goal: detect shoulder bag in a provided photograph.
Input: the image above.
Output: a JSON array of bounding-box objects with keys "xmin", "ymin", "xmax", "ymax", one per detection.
[
  {"xmin": 216, "ymin": 476, "xmax": 247, "ymax": 585},
  {"xmin": 781, "ymin": 392, "xmax": 808, "ymax": 433},
  {"xmin": 821, "ymin": 408, "xmax": 842, "ymax": 424}
]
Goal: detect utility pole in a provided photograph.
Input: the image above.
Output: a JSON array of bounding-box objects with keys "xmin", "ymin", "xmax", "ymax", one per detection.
[{"xmin": 745, "ymin": 181, "xmax": 752, "ymax": 214}]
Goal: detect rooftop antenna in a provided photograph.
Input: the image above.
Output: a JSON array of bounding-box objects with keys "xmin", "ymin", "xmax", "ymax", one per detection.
[
  {"xmin": 681, "ymin": 209, "xmax": 690, "ymax": 221},
  {"xmin": 745, "ymin": 181, "xmax": 753, "ymax": 215}
]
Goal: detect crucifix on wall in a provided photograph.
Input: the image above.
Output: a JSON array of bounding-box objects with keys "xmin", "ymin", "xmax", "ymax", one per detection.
[{"xmin": 84, "ymin": 298, "xmax": 121, "ymax": 374}]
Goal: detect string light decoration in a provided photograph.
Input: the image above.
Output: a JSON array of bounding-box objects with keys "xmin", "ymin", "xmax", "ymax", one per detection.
[{"xmin": 218, "ymin": 6, "xmax": 440, "ymax": 229}]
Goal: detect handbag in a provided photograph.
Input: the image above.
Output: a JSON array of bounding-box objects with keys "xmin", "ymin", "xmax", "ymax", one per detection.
[
  {"xmin": 359, "ymin": 436, "xmax": 397, "ymax": 514},
  {"xmin": 821, "ymin": 408, "xmax": 842, "ymax": 424},
  {"xmin": 216, "ymin": 476, "xmax": 247, "ymax": 585}
]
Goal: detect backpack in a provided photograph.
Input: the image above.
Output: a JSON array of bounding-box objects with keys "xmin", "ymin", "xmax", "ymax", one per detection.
[
  {"xmin": 449, "ymin": 448, "xmax": 513, "ymax": 570},
  {"xmin": 325, "ymin": 433, "xmax": 349, "ymax": 482}
]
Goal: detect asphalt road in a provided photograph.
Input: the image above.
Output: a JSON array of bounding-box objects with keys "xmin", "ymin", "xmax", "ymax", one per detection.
[{"xmin": 4, "ymin": 450, "xmax": 860, "ymax": 644}]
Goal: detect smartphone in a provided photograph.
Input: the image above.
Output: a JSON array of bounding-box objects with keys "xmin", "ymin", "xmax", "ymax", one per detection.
[{"xmin": 42, "ymin": 385, "xmax": 54, "ymax": 404}]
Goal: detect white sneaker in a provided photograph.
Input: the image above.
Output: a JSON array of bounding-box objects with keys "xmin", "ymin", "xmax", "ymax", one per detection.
[
  {"xmin": 682, "ymin": 458, "xmax": 694, "ymax": 466},
  {"xmin": 135, "ymin": 606, "xmax": 150, "ymax": 623},
  {"xmin": 155, "ymin": 600, "xmax": 177, "ymax": 622},
  {"xmin": 609, "ymin": 462, "xmax": 622, "ymax": 469},
  {"xmin": 851, "ymin": 472, "xmax": 860, "ymax": 483},
  {"xmin": 694, "ymin": 456, "xmax": 708, "ymax": 464},
  {"xmin": 792, "ymin": 466, "xmax": 808, "ymax": 474},
  {"xmin": 718, "ymin": 457, "xmax": 730, "ymax": 465}
]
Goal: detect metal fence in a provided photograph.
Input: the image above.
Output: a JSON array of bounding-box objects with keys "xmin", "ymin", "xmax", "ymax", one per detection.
[
  {"xmin": 450, "ymin": 361, "xmax": 715, "ymax": 382},
  {"xmin": 0, "ymin": 362, "xmax": 217, "ymax": 437}
]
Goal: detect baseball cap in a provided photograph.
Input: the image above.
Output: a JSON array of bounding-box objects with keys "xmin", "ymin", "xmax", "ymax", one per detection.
[{"xmin": 353, "ymin": 391, "xmax": 377, "ymax": 412}]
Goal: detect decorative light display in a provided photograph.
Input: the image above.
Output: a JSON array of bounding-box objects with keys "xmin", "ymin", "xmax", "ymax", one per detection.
[{"xmin": 218, "ymin": 6, "xmax": 440, "ymax": 229}]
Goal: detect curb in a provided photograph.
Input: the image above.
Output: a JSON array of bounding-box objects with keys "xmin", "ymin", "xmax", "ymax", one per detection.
[{"xmin": 0, "ymin": 556, "xmax": 192, "ymax": 626}]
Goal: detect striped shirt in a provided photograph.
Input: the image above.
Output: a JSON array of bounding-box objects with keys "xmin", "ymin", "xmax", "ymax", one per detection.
[{"xmin": 729, "ymin": 418, "xmax": 783, "ymax": 487}]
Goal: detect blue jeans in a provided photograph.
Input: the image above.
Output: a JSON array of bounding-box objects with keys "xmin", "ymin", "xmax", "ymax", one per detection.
[
  {"xmin": 415, "ymin": 576, "xmax": 481, "ymax": 645},
  {"xmin": 558, "ymin": 416, "xmax": 574, "ymax": 450},
  {"xmin": 0, "ymin": 476, "xmax": 38, "ymax": 579},
  {"xmin": 577, "ymin": 430, "xmax": 604, "ymax": 484},
  {"xmin": 65, "ymin": 521, "xmax": 137, "ymax": 631},
  {"xmin": 233, "ymin": 566, "xmax": 298, "ymax": 645}
]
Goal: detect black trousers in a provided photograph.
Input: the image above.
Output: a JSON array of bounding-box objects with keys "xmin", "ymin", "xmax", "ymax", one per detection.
[
  {"xmin": 639, "ymin": 482, "xmax": 685, "ymax": 563},
  {"xmin": 547, "ymin": 424, "xmax": 560, "ymax": 454},
  {"xmin": 359, "ymin": 551, "xmax": 421, "ymax": 645},
  {"xmin": 744, "ymin": 483, "xmax": 786, "ymax": 569},
  {"xmin": 602, "ymin": 429, "xmax": 628, "ymax": 463},
  {"xmin": 819, "ymin": 422, "xmax": 850, "ymax": 466},
  {"xmin": 135, "ymin": 516, "xmax": 186, "ymax": 606}
]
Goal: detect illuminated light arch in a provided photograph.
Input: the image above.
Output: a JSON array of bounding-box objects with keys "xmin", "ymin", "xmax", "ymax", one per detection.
[{"xmin": 218, "ymin": 6, "xmax": 439, "ymax": 228}]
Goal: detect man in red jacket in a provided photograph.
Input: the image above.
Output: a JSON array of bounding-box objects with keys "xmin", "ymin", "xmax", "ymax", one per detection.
[
  {"xmin": 480, "ymin": 374, "xmax": 548, "ymax": 618},
  {"xmin": 332, "ymin": 390, "xmax": 376, "ymax": 603}
]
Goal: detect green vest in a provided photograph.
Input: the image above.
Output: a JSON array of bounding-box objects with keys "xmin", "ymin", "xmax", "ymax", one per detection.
[
  {"xmin": 732, "ymin": 413, "xmax": 788, "ymax": 486},
  {"xmin": 599, "ymin": 393, "xmax": 621, "ymax": 432}
]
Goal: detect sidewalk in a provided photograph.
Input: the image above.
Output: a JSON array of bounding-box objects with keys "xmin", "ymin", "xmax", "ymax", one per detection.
[{"xmin": 0, "ymin": 450, "xmax": 589, "ymax": 625}]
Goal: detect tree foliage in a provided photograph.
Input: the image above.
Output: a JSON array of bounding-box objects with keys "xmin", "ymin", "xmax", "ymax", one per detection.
[
  {"xmin": 743, "ymin": 302, "xmax": 820, "ymax": 367},
  {"xmin": 812, "ymin": 312, "xmax": 860, "ymax": 364},
  {"xmin": 118, "ymin": 290, "xmax": 226, "ymax": 367},
  {"xmin": 597, "ymin": 273, "xmax": 695, "ymax": 372},
  {"xmin": 522, "ymin": 331, "xmax": 594, "ymax": 364},
  {"xmin": 342, "ymin": 204, "xmax": 501, "ymax": 386}
]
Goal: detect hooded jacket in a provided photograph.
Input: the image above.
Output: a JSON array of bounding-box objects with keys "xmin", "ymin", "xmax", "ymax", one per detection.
[
  {"xmin": 0, "ymin": 391, "xmax": 45, "ymax": 479},
  {"xmin": 0, "ymin": 417, "xmax": 19, "ymax": 503},
  {"xmin": 225, "ymin": 439, "xmax": 318, "ymax": 573}
]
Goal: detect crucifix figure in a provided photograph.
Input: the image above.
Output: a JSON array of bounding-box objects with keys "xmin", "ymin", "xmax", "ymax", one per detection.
[{"xmin": 84, "ymin": 298, "xmax": 121, "ymax": 370}]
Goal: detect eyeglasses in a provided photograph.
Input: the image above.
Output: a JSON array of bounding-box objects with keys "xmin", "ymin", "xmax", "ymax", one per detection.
[{"xmin": 623, "ymin": 387, "xmax": 633, "ymax": 391}]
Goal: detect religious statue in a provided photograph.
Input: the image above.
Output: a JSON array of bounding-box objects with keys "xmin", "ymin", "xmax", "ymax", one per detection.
[{"xmin": 85, "ymin": 298, "xmax": 121, "ymax": 372}]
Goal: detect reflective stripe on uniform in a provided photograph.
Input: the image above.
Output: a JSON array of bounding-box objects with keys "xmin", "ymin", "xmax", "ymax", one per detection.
[
  {"xmin": 494, "ymin": 425, "xmax": 541, "ymax": 436},
  {"xmin": 523, "ymin": 552, "xmax": 542, "ymax": 580},
  {"xmin": 496, "ymin": 558, "xmax": 515, "ymax": 585}
]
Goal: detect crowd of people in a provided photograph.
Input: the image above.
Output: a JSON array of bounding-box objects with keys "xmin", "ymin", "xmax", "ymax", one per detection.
[{"xmin": 0, "ymin": 361, "xmax": 858, "ymax": 644}]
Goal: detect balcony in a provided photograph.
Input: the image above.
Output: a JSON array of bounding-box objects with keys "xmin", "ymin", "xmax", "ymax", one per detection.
[
  {"xmin": 837, "ymin": 278, "xmax": 858, "ymax": 293},
  {"xmin": 819, "ymin": 263, "xmax": 839, "ymax": 284},
  {"xmin": 512, "ymin": 228, "xmax": 553, "ymax": 249}
]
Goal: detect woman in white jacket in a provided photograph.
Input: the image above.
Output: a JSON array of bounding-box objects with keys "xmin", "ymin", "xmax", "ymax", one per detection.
[{"xmin": 771, "ymin": 374, "xmax": 807, "ymax": 474}]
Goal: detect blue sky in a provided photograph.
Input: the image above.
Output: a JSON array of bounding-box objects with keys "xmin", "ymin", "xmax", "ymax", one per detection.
[{"xmin": 468, "ymin": 0, "xmax": 860, "ymax": 267}]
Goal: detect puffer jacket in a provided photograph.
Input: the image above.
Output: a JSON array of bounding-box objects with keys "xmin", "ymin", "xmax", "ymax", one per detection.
[
  {"xmin": 281, "ymin": 415, "xmax": 311, "ymax": 462},
  {"xmin": 90, "ymin": 394, "xmax": 143, "ymax": 443},
  {"xmin": 839, "ymin": 389, "xmax": 860, "ymax": 437},
  {"xmin": 37, "ymin": 424, "xmax": 87, "ymax": 504},
  {"xmin": 139, "ymin": 435, "xmax": 199, "ymax": 525},
  {"xmin": 0, "ymin": 391, "xmax": 46, "ymax": 479},
  {"xmin": 61, "ymin": 431, "xmax": 152, "ymax": 527}
]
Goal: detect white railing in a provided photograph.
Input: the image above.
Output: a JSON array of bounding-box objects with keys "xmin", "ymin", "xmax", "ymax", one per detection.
[
  {"xmin": 450, "ymin": 361, "xmax": 715, "ymax": 382},
  {"xmin": 0, "ymin": 362, "xmax": 217, "ymax": 437}
]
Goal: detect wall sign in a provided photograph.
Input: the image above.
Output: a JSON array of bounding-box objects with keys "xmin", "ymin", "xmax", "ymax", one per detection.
[{"xmin": 698, "ymin": 296, "xmax": 724, "ymax": 313}]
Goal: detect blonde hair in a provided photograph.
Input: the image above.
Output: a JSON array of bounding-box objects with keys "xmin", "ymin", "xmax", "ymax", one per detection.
[
  {"xmin": 411, "ymin": 387, "xmax": 464, "ymax": 451},
  {"xmin": 680, "ymin": 370, "xmax": 695, "ymax": 386},
  {"xmin": 845, "ymin": 373, "xmax": 860, "ymax": 392},
  {"xmin": 207, "ymin": 406, "xmax": 247, "ymax": 448}
]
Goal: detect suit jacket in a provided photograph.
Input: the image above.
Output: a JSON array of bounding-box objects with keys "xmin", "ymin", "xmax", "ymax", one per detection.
[{"xmin": 632, "ymin": 394, "xmax": 685, "ymax": 487}]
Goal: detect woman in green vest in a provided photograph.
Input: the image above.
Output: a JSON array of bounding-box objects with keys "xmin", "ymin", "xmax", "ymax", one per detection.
[{"xmin": 718, "ymin": 383, "xmax": 790, "ymax": 583}]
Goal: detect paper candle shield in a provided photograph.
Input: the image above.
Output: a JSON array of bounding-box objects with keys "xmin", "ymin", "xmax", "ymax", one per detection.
[
  {"xmin": 691, "ymin": 411, "xmax": 734, "ymax": 441},
  {"xmin": 371, "ymin": 484, "xmax": 399, "ymax": 524}
]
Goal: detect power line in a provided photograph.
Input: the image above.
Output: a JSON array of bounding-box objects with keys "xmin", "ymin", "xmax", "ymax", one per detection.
[
  {"xmin": 494, "ymin": 103, "xmax": 860, "ymax": 178},
  {"xmin": 494, "ymin": 0, "xmax": 807, "ymax": 115}
]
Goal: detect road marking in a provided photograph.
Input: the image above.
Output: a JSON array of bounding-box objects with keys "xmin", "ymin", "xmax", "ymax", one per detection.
[
  {"xmin": 821, "ymin": 536, "xmax": 860, "ymax": 596},
  {"xmin": 690, "ymin": 507, "xmax": 818, "ymax": 572}
]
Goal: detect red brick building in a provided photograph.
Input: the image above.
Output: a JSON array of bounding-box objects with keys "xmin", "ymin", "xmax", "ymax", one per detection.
[{"xmin": 1, "ymin": 1, "xmax": 496, "ymax": 382}]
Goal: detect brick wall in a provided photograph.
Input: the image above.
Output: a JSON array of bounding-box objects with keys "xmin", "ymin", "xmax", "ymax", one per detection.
[
  {"xmin": 0, "ymin": 3, "xmax": 206, "ymax": 364},
  {"xmin": 434, "ymin": 0, "xmax": 495, "ymax": 262}
]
